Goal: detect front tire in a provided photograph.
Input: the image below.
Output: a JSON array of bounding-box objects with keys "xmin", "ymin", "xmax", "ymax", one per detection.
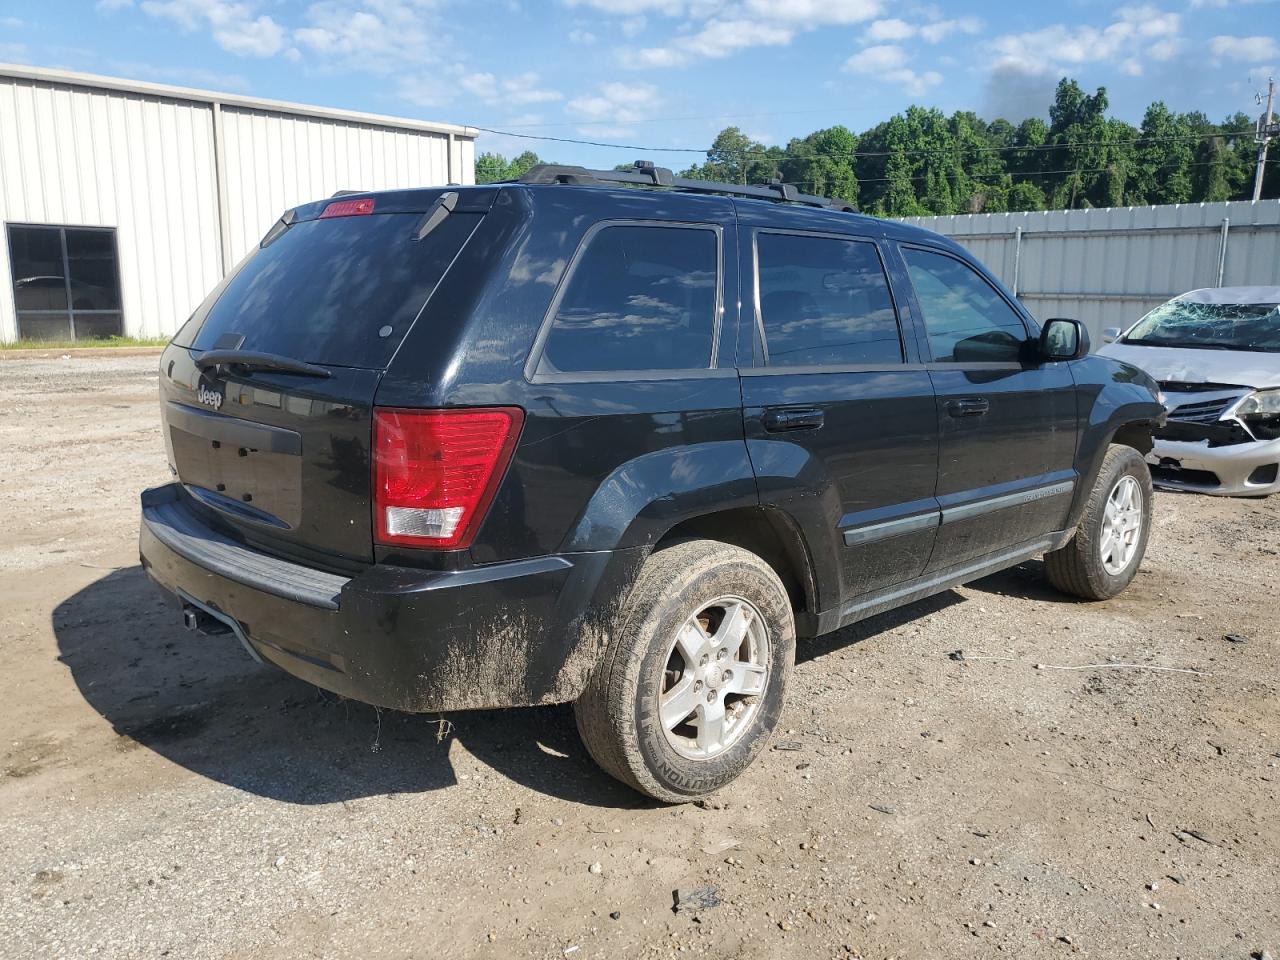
[
  {"xmin": 1045, "ymin": 444, "xmax": 1153, "ymax": 600},
  {"xmin": 574, "ymin": 540, "xmax": 795, "ymax": 803}
]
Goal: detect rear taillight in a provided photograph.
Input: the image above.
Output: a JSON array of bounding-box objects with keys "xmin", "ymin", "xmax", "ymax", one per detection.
[
  {"xmin": 373, "ymin": 407, "xmax": 524, "ymax": 550},
  {"xmin": 320, "ymin": 198, "xmax": 375, "ymax": 218}
]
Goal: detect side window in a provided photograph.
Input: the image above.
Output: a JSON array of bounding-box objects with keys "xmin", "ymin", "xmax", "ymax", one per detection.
[
  {"xmin": 756, "ymin": 232, "xmax": 902, "ymax": 366},
  {"xmin": 902, "ymin": 247, "xmax": 1028, "ymax": 363},
  {"xmin": 537, "ymin": 224, "xmax": 718, "ymax": 375}
]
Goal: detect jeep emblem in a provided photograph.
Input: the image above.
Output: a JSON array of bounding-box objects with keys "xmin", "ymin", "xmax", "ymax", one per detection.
[{"xmin": 196, "ymin": 385, "xmax": 224, "ymax": 410}]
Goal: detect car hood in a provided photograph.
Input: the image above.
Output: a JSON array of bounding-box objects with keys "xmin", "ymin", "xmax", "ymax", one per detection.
[{"xmin": 1098, "ymin": 341, "xmax": 1280, "ymax": 389}]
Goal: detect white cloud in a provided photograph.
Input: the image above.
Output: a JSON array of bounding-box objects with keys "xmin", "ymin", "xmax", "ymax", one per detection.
[
  {"xmin": 846, "ymin": 43, "xmax": 907, "ymax": 72},
  {"xmin": 460, "ymin": 70, "xmax": 562, "ymax": 105},
  {"xmin": 612, "ymin": 0, "xmax": 880, "ymax": 68},
  {"xmin": 919, "ymin": 16, "xmax": 980, "ymax": 43},
  {"xmin": 620, "ymin": 15, "xmax": 646, "ymax": 37},
  {"xmin": 865, "ymin": 18, "xmax": 914, "ymax": 42},
  {"xmin": 138, "ymin": 0, "xmax": 285, "ymax": 56},
  {"xmin": 293, "ymin": 1, "xmax": 445, "ymax": 72},
  {"xmin": 623, "ymin": 17, "xmax": 793, "ymax": 67},
  {"xmin": 399, "ymin": 66, "xmax": 560, "ymax": 108},
  {"xmin": 569, "ymin": 27, "xmax": 598, "ymax": 44},
  {"xmin": 567, "ymin": 80, "xmax": 658, "ymax": 132},
  {"xmin": 1209, "ymin": 34, "xmax": 1280, "ymax": 63},
  {"xmin": 395, "ymin": 73, "xmax": 453, "ymax": 108},
  {"xmin": 864, "ymin": 14, "xmax": 980, "ymax": 44},
  {"xmin": 458, "ymin": 72, "xmax": 499, "ymax": 99},
  {"xmin": 741, "ymin": 0, "xmax": 881, "ymax": 25},
  {"xmin": 215, "ymin": 14, "xmax": 285, "ymax": 56},
  {"xmin": 987, "ymin": 5, "xmax": 1182, "ymax": 78},
  {"xmin": 563, "ymin": 0, "xmax": 685, "ymax": 13},
  {"xmin": 843, "ymin": 43, "xmax": 941, "ymax": 95}
]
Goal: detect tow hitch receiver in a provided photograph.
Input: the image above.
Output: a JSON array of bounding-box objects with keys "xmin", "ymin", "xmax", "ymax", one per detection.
[
  {"xmin": 182, "ymin": 604, "xmax": 231, "ymax": 636},
  {"xmin": 179, "ymin": 597, "xmax": 263, "ymax": 664}
]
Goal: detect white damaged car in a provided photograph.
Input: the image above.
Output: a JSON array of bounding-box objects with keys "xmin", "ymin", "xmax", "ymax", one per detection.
[{"xmin": 1099, "ymin": 286, "xmax": 1280, "ymax": 497}]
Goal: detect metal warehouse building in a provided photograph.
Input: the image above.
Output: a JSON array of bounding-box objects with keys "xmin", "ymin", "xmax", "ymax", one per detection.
[{"xmin": 0, "ymin": 64, "xmax": 477, "ymax": 343}]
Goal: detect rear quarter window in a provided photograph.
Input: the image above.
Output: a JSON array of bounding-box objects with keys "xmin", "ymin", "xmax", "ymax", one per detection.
[
  {"xmin": 535, "ymin": 223, "xmax": 720, "ymax": 376},
  {"xmin": 185, "ymin": 211, "xmax": 482, "ymax": 369}
]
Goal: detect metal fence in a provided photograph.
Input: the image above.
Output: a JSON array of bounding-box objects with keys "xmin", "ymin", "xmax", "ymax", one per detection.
[{"xmin": 902, "ymin": 200, "xmax": 1280, "ymax": 343}]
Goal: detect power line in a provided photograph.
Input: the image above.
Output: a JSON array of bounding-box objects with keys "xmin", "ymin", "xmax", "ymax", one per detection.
[
  {"xmin": 476, "ymin": 125, "xmax": 1258, "ymax": 163},
  {"xmin": 773, "ymin": 131, "xmax": 1256, "ymax": 161},
  {"xmin": 476, "ymin": 127, "xmax": 702, "ymax": 153},
  {"xmin": 477, "ymin": 107, "xmax": 869, "ymax": 129},
  {"xmin": 786, "ymin": 155, "xmax": 1280, "ymax": 187}
]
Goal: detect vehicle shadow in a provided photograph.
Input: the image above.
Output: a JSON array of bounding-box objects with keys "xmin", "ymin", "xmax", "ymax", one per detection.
[
  {"xmin": 54, "ymin": 566, "xmax": 646, "ymax": 809},
  {"xmin": 795, "ymin": 591, "xmax": 963, "ymax": 663},
  {"xmin": 962, "ymin": 558, "xmax": 1089, "ymax": 605},
  {"xmin": 57, "ymin": 566, "xmax": 985, "ymax": 807}
]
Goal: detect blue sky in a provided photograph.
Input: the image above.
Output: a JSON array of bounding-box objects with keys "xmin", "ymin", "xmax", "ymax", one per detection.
[{"xmin": 1, "ymin": 0, "xmax": 1276, "ymax": 168}]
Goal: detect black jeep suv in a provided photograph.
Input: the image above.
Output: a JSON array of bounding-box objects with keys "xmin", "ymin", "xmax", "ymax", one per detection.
[{"xmin": 140, "ymin": 163, "xmax": 1163, "ymax": 801}]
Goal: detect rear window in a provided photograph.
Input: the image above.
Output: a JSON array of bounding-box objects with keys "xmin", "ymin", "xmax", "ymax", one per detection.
[
  {"xmin": 536, "ymin": 223, "xmax": 719, "ymax": 375},
  {"xmin": 184, "ymin": 211, "xmax": 481, "ymax": 369}
]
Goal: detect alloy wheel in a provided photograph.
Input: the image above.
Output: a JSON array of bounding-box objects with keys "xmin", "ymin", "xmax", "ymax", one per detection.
[
  {"xmin": 658, "ymin": 596, "xmax": 771, "ymax": 761},
  {"xmin": 1100, "ymin": 474, "xmax": 1143, "ymax": 575}
]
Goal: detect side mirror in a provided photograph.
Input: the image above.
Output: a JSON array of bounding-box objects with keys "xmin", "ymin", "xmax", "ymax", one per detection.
[
  {"xmin": 1039, "ymin": 318, "xmax": 1090, "ymax": 361},
  {"xmin": 1101, "ymin": 327, "xmax": 1121, "ymax": 344}
]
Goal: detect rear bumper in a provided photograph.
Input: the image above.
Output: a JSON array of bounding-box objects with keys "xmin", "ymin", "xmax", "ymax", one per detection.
[
  {"xmin": 139, "ymin": 484, "xmax": 644, "ymax": 712},
  {"xmin": 1147, "ymin": 436, "xmax": 1280, "ymax": 497}
]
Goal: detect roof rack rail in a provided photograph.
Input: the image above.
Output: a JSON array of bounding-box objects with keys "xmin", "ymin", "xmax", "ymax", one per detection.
[{"xmin": 518, "ymin": 160, "xmax": 858, "ymax": 213}]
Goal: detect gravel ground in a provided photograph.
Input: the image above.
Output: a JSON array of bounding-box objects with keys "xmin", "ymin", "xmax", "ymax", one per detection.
[{"xmin": 1, "ymin": 353, "xmax": 1278, "ymax": 960}]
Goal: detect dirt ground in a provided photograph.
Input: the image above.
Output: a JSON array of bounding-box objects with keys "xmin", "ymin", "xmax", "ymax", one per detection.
[{"xmin": 1, "ymin": 353, "xmax": 1278, "ymax": 960}]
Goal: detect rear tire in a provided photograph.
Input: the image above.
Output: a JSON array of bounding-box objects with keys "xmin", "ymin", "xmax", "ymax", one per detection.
[
  {"xmin": 1045, "ymin": 444, "xmax": 1153, "ymax": 600},
  {"xmin": 574, "ymin": 539, "xmax": 795, "ymax": 803}
]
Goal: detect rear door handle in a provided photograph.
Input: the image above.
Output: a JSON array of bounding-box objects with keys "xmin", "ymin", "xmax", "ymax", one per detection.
[
  {"xmin": 946, "ymin": 398, "xmax": 990, "ymax": 418},
  {"xmin": 763, "ymin": 407, "xmax": 825, "ymax": 432}
]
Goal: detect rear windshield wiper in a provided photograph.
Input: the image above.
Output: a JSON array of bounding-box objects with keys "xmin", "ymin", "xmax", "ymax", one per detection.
[{"xmin": 194, "ymin": 349, "xmax": 332, "ymax": 378}]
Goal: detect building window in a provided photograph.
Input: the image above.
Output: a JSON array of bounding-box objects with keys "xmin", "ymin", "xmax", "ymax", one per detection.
[{"xmin": 7, "ymin": 224, "xmax": 123, "ymax": 340}]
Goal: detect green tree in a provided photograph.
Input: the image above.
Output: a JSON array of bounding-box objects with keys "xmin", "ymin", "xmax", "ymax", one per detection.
[
  {"xmin": 783, "ymin": 126, "xmax": 859, "ymax": 206},
  {"xmin": 473, "ymin": 150, "xmax": 547, "ymax": 184},
  {"xmin": 1131, "ymin": 103, "xmax": 1194, "ymax": 204},
  {"xmin": 474, "ymin": 152, "xmax": 510, "ymax": 184},
  {"xmin": 541, "ymin": 76, "xmax": 1276, "ymax": 213},
  {"xmin": 681, "ymin": 127, "xmax": 761, "ymax": 183},
  {"xmin": 1007, "ymin": 181, "xmax": 1048, "ymax": 211}
]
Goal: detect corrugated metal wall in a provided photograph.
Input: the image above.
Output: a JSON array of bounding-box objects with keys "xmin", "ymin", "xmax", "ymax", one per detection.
[
  {"xmin": 903, "ymin": 201, "xmax": 1280, "ymax": 341},
  {"xmin": 0, "ymin": 73, "xmax": 475, "ymax": 342},
  {"xmin": 0, "ymin": 78, "xmax": 223, "ymax": 341},
  {"xmin": 219, "ymin": 108, "xmax": 464, "ymax": 264}
]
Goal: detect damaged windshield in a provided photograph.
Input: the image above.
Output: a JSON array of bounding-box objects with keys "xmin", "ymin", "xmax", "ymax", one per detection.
[{"xmin": 1124, "ymin": 299, "xmax": 1280, "ymax": 352}]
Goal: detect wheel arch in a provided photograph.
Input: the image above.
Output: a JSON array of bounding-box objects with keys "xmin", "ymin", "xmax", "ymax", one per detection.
[
  {"xmin": 1110, "ymin": 420, "xmax": 1155, "ymax": 456},
  {"xmin": 652, "ymin": 505, "xmax": 824, "ymax": 637}
]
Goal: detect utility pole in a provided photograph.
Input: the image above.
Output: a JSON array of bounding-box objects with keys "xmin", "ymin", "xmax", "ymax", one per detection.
[{"xmin": 1254, "ymin": 76, "xmax": 1277, "ymax": 202}]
